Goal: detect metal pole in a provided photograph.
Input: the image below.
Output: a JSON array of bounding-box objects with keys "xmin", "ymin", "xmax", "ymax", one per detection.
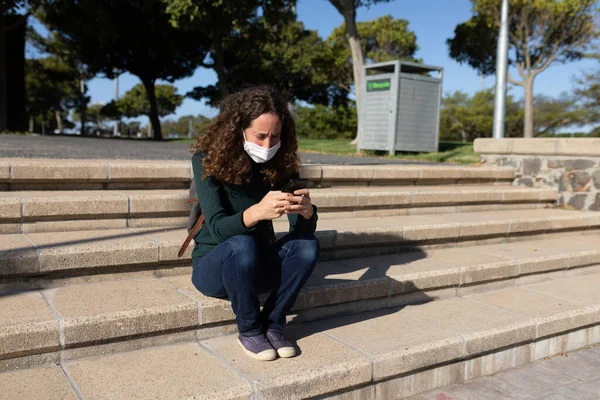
[
  {"xmin": 113, "ymin": 75, "xmax": 119, "ymax": 137},
  {"xmin": 492, "ymin": 0, "xmax": 509, "ymax": 139},
  {"xmin": 80, "ymin": 79, "xmax": 86, "ymax": 136}
]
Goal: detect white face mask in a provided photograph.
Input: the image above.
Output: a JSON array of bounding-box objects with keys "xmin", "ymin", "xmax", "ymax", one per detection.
[{"xmin": 243, "ymin": 132, "xmax": 281, "ymax": 163}]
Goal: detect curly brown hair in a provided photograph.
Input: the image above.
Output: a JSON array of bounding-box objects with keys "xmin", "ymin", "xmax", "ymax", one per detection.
[{"xmin": 190, "ymin": 85, "xmax": 300, "ymax": 186}]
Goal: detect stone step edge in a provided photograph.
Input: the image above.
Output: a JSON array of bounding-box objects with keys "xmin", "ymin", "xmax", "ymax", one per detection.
[
  {"xmin": 0, "ymin": 202, "xmax": 554, "ymax": 237},
  {"xmin": 2, "ymin": 211, "xmax": 598, "ymax": 279},
  {"xmin": 0, "ymin": 186, "xmax": 557, "ymax": 222},
  {"xmin": 1, "ymin": 245, "xmax": 599, "ymax": 368},
  {"xmin": 3, "ymin": 281, "xmax": 600, "ymax": 400},
  {"xmin": 0, "ymin": 159, "xmax": 514, "ymax": 184}
]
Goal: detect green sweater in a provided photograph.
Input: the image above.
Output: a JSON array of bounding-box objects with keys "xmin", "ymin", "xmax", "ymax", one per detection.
[{"xmin": 191, "ymin": 153, "xmax": 318, "ymax": 262}]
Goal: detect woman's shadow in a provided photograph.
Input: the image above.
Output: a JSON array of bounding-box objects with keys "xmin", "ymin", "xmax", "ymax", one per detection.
[{"xmin": 281, "ymin": 236, "xmax": 439, "ymax": 352}]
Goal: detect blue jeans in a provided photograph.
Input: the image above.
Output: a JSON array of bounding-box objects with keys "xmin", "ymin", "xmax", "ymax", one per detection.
[{"xmin": 191, "ymin": 232, "xmax": 319, "ymax": 336}]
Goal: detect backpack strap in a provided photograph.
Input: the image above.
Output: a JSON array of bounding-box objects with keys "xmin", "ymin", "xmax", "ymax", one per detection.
[{"xmin": 178, "ymin": 213, "xmax": 205, "ymax": 258}]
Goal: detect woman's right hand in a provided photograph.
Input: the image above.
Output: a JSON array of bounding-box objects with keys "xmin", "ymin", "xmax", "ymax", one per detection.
[{"xmin": 243, "ymin": 191, "xmax": 289, "ymax": 228}]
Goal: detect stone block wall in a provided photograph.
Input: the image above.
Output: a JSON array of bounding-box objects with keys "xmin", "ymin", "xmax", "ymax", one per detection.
[{"xmin": 474, "ymin": 138, "xmax": 600, "ymax": 211}]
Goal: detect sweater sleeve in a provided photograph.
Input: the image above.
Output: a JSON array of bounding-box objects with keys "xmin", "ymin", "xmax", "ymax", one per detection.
[
  {"xmin": 192, "ymin": 154, "xmax": 255, "ymax": 243},
  {"xmin": 288, "ymin": 204, "xmax": 318, "ymax": 234}
]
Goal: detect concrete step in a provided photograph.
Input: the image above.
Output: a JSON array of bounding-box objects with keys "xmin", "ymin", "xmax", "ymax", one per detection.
[
  {"xmin": 3, "ymin": 271, "xmax": 600, "ymax": 399},
  {"xmin": 1, "ymin": 232, "xmax": 599, "ymax": 372},
  {"xmin": 0, "ymin": 209, "xmax": 597, "ymax": 287},
  {"xmin": 0, "ymin": 185, "xmax": 557, "ymax": 234},
  {"xmin": 0, "ymin": 158, "xmax": 514, "ymax": 190}
]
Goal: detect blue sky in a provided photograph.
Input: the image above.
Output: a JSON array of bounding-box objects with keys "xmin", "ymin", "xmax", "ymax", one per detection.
[{"xmin": 31, "ymin": 0, "xmax": 598, "ymax": 123}]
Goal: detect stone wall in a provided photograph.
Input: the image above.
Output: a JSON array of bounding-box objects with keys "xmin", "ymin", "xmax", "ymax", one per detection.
[{"xmin": 474, "ymin": 138, "xmax": 600, "ymax": 211}]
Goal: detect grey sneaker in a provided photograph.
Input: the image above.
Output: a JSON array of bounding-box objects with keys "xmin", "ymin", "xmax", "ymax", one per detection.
[
  {"xmin": 266, "ymin": 330, "xmax": 296, "ymax": 358},
  {"xmin": 237, "ymin": 334, "xmax": 277, "ymax": 361}
]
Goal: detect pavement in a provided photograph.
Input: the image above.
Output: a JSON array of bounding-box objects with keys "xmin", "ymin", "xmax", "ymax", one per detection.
[
  {"xmin": 413, "ymin": 345, "xmax": 600, "ymax": 400},
  {"xmin": 0, "ymin": 133, "xmax": 443, "ymax": 165}
]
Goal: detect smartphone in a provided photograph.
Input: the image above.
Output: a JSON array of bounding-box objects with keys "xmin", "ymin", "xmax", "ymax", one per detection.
[{"xmin": 283, "ymin": 178, "xmax": 309, "ymax": 194}]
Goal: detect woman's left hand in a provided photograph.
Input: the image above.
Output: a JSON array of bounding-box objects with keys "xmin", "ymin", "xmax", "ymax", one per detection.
[{"xmin": 285, "ymin": 189, "xmax": 314, "ymax": 219}]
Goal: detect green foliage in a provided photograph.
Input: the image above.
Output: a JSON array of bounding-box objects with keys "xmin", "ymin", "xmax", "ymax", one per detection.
[
  {"xmin": 37, "ymin": 0, "xmax": 206, "ymax": 82},
  {"xmin": 111, "ymin": 83, "xmax": 183, "ymax": 119},
  {"xmin": 533, "ymin": 94, "xmax": 587, "ymax": 135},
  {"xmin": 326, "ymin": 15, "xmax": 419, "ymax": 92},
  {"xmin": 440, "ymin": 89, "xmax": 523, "ymax": 141},
  {"xmin": 72, "ymin": 103, "xmax": 115, "ymax": 133},
  {"xmin": 575, "ymin": 70, "xmax": 600, "ymax": 124},
  {"xmin": 295, "ymin": 103, "xmax": 357, "ymax": 140},
  {"xmin": 25, "ymin": 56, "xmax": 83, "ymax": 132},
  {"xmin": 182, "ymin": 15, "xmax": 337, "ymax": 106},
  {"xmin": 36, "ymin": 0, "xmax": 208, "ymax": 139},
  {"xmin": 446, "ymin": 14, "xmax": 497, "ymax": 75},
  {"xmin": 330, "ymin": 14, "xmax": 418, "ymax": 64},
  {"xmin": 440, "ymin": 89, "xmax": 586, "ymax": 140},
  {"xmin": 447, "ymin": 0, "xmax": 598, "ymax": 138},
  {"xmin": 448, "ymin": 0, "xmax": 598, "ymax": 77},
  {"xmin": 161, "ymin": 114, "xmax": 212, "ymax": 138},
  {"xmin": 256, "ymin": 20, "xmax": 337, "ymax": 105},
  {"xmin": 164, "ymin": 0, "xmax": 324, "ymax": 105},
  {"xmin": 188, "ymin": 19, "xmax": 336, "ymax": 106}
]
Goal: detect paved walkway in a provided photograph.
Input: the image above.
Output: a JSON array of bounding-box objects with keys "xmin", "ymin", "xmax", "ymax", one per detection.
[
  {"xmin": 413, "ymin": 345, "xmax": 600, "ymax": 400},
  {"xmin": 0, "ymin": 134, "xmax": 445, "ymax": 165}
]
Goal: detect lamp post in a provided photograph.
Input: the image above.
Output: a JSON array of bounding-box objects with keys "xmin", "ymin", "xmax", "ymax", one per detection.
[
  {"xmin": 113, "ymin": 75, "xmax": 119, "ymax": 137},
  {"xmin": 492, "ymin": 0, "xmax": 509, "ymax": 139}
]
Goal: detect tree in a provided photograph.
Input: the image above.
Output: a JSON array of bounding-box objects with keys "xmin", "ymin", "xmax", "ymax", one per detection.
[
  {"xmin": 163, "ymin": 0, "xmax": 279, "ymax": 100},
  {"xmin": 187, "ymin": 19, "xmax": 335, "ymax": 106},
  {"xmin": 36, "ymin": 0, "xmax": 208, "ymax": 140},
  {"xmin": 326, "ymin": 14, "xmax": 418, "ymax": 95},
  {"xmin": 440, "ymin": 89, "xmax": 523, "ymax": 142},
  {"xmin": 1, "ymin": 0, "xmax": 28, "ymax": 131},
  {"xmin": 533, "ymin": 94, "xmax": 587, "ymax": 136},
  {"xmin": 73, "ymin": 103, "xmax": 111, "ymax": 133},
  {"xmin": 295, "ymin": 102, "xmax": 358, "ymax": 139},
  {"xmin": 447, "ymin": 0, "xmax": 598, "ymax": 138},
  {"xmin": 113, "ymin": 83, "xmax": 183, "ymax": 123},
  {"xmin": 327, "ymin": 0, "xmax": 394, "ymax": 116},
  {"xmin": 161, "ymin": 114, "xmax": 212, "ymax": 138},
  {"xmin": 575, "ymin": 70, "xmax": 600, "ymax": 125},
  {"xmin": 165, "ymin": 1, "xmax": 335, "ymax": 106},
  {"xmin": 27, "ymin": 28, "xmax": 94, "ymax": 135},
  {"xmin": 25, "ymin": 56, "xmax": 82, "ymax": 133}
]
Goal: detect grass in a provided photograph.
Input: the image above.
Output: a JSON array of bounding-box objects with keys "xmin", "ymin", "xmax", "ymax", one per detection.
[
  {"xmin": 297, "ymin": 138, "xmax": 358, "ymax": 155},
  {"xmin": 168, "ymin": 137, "xmax": 479, "ymax": 164},
  {"xmin": 298, "ymin": 139, "xmax": 479, "ymax": 165}
]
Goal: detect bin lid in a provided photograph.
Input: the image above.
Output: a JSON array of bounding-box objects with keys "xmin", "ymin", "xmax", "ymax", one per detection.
[{"xmin": 365, "ymin": 60, "xmax": 442, "ymax": 75}]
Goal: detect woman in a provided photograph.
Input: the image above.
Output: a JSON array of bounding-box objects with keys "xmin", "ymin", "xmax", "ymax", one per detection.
[{"xmin": 189, "ymin": 85, "xmax": 319, "ymax": 361}]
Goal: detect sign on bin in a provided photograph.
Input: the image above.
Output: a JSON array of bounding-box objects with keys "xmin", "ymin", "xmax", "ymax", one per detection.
[{"xmin": 367, "ymin": 79, "xmax": 391, "ymax": 92}]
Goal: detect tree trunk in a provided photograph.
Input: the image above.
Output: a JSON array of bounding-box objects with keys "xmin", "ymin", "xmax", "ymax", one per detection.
[
  {"xmin": 0, "ymin": 16, "xmax": 7, "ymax": 132},
  {"xmin": 344, "ymin": 14, "xmax": 364, "ymax": 117},
  {"xmin": 142, "ymin": 79, "xmax": 162, "ymax": 141},
  {"xmin": 523, "ymin": 77, "xmax": 535, "ymax": 138},
  {"xmin": 55, "ymin": 110, "xmax": 63, "ymax": 134},
  {"xmin": 80, "ymin": 103, "xmax": 86, "ymax": 136},
  {"xmin": 28, "ymin": 116, "xmax": 33, "ymax": 132},
  {"xmin": 212, "ymin": 39, "xmax": 228, "ymax": 101}
]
